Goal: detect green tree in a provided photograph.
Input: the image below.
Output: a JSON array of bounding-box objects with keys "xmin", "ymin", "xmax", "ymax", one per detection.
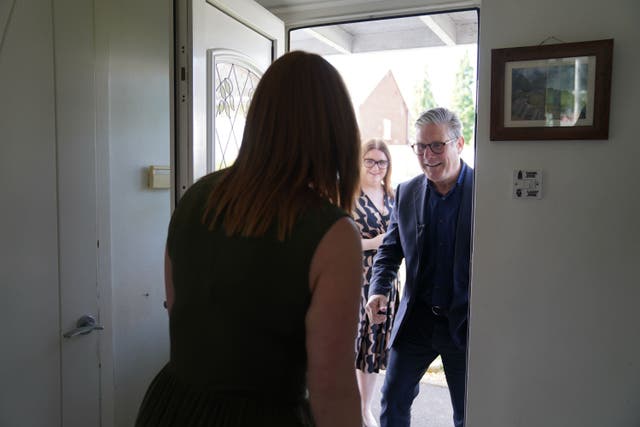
[
  {"xmin": 452, "ymin": 52, "xmax": 476, "ymax": 147},
  {"xmin": 414, "ymin": 66, "xmax": 436, "ymax": 116},
  {"xmin": 410, "ymin": 66, "xmax": 436, "ymax": 141}
]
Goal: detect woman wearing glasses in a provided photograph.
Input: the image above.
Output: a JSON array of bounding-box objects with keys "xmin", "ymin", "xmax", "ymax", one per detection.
[{"xmin": 353, "ymin": 139, "xmax": 399, "ymax": 427}]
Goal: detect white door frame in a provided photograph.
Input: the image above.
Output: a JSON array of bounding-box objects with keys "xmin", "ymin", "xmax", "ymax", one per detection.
[
  {"xmin": 54, "ymin": 0, "xmax": 109, "ymax": 424},
  {"xmin": 174, "ymin": 0, "xmax": 285, "ymax": 204},
  {"xmin": 95, "ymin": 0, "xmax": 115, "ymax": 424}
]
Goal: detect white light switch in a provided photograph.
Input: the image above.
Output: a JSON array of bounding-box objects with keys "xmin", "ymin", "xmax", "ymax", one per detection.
[
  {"xmin": 513, "ymin": 169, "xmax": 542, "ymax": 199},
  {"xmin": 148, "ymin": 166, "xmax": 171, "ymax": 189}
]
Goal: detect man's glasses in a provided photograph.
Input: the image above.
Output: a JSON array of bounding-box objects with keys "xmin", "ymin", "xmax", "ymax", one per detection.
[
  {"xmin": 411, "ymin": 138, "xmax": 456, "ymax": 155},
  {"xmin": 363, "ymin": 158, "xmax": 389, "ymax": 169}
]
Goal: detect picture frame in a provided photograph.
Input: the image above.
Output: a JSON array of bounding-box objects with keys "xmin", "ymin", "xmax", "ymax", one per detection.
[{"xmin": 490, "ymin": 39, "xmax": 613, "ymax": 140}]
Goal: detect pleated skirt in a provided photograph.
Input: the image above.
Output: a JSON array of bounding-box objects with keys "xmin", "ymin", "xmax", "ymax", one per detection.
[{"xmin": 135, "ymin": 364, "xmax": 315, "ymax": 427}]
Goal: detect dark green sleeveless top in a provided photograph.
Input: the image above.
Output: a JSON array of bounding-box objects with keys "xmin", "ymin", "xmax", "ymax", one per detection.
[{"xmin": 136, "ymin": 171, "xmax": 348, "ymax": 426}]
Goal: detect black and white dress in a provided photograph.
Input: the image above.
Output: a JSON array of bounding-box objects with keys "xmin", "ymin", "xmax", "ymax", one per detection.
[{"xmin": 353, "ymin": 190, "xmax": 399, "ymax": 373}]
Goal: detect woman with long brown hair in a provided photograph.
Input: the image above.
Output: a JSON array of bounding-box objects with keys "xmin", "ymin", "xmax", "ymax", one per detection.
[
  {"xmin": 352, "ymin": 139, "xmax": 399, "ymax": 427},
  {"xmin": 136, "ymin": 51, "xmax": 362, "ymax": 427}
]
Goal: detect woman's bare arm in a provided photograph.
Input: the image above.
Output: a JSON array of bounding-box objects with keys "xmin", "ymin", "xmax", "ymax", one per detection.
[
  {"xmin": 307, "ymin": 217, "xmax": 362, "ymax": 427},
  {"xmin": 361, "ymin": 233, "xmax": 385, "ymax": 251}
]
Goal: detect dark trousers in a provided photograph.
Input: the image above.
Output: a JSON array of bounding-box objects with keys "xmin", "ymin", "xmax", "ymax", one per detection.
[{"xmin": 380, "ymin": 304, "xmax": 466, "ymax": 427}]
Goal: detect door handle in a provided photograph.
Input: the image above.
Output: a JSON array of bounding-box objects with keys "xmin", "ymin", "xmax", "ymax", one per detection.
[{"xmin": 63, "ymin": 314, "xmax": 104, "ymax": 339}]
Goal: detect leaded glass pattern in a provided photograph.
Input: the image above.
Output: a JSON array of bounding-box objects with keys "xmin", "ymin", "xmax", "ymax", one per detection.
[{"xmin": 208, "ymin": 50, "xmax": 262, "ymax": 171}]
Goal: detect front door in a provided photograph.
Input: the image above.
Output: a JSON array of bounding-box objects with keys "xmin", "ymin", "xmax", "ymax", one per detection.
[
  {"xmin": 0, "ymin": 0, "xmax": 103, "ymax": 425},
  {"xmin": 175, "ymin": 0, "xmax": 285, "ymax": 199}
]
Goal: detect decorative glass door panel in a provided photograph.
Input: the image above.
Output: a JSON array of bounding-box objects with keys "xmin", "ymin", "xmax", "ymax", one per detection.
[
  {"xmin": 207, "ymin": 49, "xmax": 262, "ymax": 172},
  {"xmin": 176, "ymin": 0, "xmax": 281, "ymax": 201}
]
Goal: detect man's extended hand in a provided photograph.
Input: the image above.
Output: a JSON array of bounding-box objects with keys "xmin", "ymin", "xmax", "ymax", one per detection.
[{"xmin": 365, "ymin": 294, "xmax": 389, "ymax": 325}]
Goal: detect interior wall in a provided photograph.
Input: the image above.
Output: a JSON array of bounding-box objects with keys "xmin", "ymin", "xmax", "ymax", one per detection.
[
  {"xmin": 106, "ymin": 0, "xmax": 172, "ymax": 424},
  {"xmin": 468, "ymin": 0, "xmax": 640, "ymax": 426}
]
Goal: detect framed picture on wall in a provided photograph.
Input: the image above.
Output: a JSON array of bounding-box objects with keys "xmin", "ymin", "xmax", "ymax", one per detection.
[{"xmin": 490, "ymin": 39, "xmax": 613, "ymax": 140}]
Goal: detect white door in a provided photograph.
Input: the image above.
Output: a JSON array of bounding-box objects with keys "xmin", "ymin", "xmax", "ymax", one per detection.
[
  {"xmin": 0, "ymin": 0, "xmax": 104, "ymax": 426},
  {"xmin": 175, "ymin": 0, "xmax": 285, "ymax": 199}
]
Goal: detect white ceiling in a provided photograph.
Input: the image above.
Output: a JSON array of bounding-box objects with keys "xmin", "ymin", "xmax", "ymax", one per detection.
[{"xmin": 253, "ymin": 1, "xmax": 478, "ymax": 54}]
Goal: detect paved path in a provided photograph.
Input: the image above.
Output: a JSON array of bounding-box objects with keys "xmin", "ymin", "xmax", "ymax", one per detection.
[{"xmin": 369, "ymin": 378, "xmax": 453, "ymax": 427}]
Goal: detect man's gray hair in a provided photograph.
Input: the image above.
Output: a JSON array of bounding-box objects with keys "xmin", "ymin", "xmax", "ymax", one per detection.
[{"xmin": 415, "ymin": 107, "xmax": 463, "ymax": 140}]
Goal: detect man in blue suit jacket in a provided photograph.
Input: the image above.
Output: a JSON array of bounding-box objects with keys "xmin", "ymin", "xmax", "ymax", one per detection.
[{"xmin": 366, "ymin": 107, "xmax": 473, "ymax": 427}]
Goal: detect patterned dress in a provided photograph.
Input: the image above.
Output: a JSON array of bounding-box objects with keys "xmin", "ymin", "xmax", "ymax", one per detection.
[{"xmin": 353, "ymin": 189, "xmax": 400, "ymax": 373}]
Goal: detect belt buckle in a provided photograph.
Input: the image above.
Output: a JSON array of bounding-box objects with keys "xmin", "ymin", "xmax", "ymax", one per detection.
[{"xmin": 431, "ymin": 305, "xmax": 446, "ymax": 317}]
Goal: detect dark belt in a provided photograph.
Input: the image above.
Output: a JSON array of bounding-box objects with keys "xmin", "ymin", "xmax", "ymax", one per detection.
[{"xmin": 431, "ymin": 305, "xmax": 449, "ymax": 317}]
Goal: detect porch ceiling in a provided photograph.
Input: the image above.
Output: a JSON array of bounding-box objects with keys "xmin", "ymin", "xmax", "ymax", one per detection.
[{"xmin": 254, "ymin": 1, "xmax": 478, "ymax": 54}]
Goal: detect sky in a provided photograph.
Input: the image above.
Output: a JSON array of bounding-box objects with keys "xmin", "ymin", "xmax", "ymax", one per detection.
[
  {"xmin": 324, "ymin": 44, "xmax": 478, "ymax": 124},
  {"xmin": 323, "ymin": 44, "xmax": 479, "ymax": 179}
]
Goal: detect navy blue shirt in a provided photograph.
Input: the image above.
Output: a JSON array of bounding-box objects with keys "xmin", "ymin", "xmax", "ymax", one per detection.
[{"xmin": 420, "ymin": 162, "xmax": 468, "ymax": 308}]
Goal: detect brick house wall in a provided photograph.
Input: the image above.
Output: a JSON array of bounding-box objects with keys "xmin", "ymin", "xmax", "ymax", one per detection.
[{"xmin": 358, "ymin": 71, "xmax": 409, "ymax": 145}]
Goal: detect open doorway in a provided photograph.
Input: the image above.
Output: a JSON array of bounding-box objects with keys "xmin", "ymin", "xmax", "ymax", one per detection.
[
  {"xmin": 290, "ymin": 11, "xmax": 477, "ymax": 185},
  {"xmin": 290, "ymin": 10, "xmax": 478, "ymax": 427}
]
